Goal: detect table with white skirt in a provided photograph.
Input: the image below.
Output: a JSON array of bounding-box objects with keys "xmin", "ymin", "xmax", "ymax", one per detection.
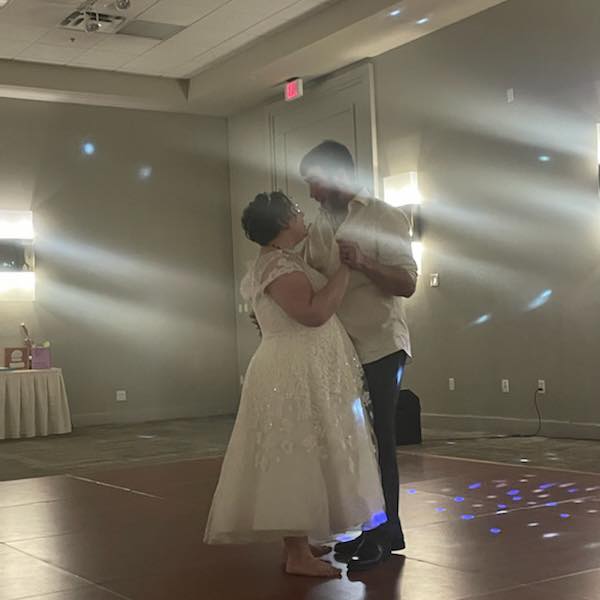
[{"xmin": 0, "ymin": 368, "xmax": 72, "ymax": 440}]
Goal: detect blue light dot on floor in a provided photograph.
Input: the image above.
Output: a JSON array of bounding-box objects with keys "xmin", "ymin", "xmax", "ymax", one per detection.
[
  {"xmin": 546, "ymin": 502, "xmax": 558, "ymax": 507},
  {"xmin": 435, "ymin": 507, "xmax": 447, "ymax": 513},
  {"xmin": 512, "ymin": 496, "xmax": 523, "ymax": 502},
  {"xmin": 468, "ymin": 483, "xmax": 482, "ymax": 490},
  {"xmin": 497, "ymin": 504, "xmax": 508, "ymax": 509},
  {"xmin": 560, "ymin": 513, "xmax": 570, "ymax": 519},
  {"xmin": 567, "ymin": 488, "xmax": 579, "ymax": 493},
  {"xmin": 490, "ymin": 528, "xmax": 502, "ymax": 535},
  {"xmin": 407, "ymin": 489, "xmax": 417, "ymax": 494},
  {"xmin": 461, "ymin": 514, "xmax": 475, "ymax": 520},
  {"xmin": 454, "ymin": 497, "xmax": 465, "ymax": 503},
  {"xmin": 507, "ymin": 489, "xmax": 520, "ymax": 496}
]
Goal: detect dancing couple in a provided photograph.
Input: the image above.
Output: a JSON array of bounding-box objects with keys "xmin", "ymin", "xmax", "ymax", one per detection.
[{"xmin": 204, "ymin": 140, "xmax": 418, "ymax": 577}]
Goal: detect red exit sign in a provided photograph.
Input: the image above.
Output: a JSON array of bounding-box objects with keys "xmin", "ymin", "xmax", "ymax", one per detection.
[{"xmin": 284, "ymin": 78, "xmax": 303, "ymax": 102}]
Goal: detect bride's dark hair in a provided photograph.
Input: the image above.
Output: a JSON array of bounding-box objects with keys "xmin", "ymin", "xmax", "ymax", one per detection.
[{"xmin": 241, "ymin": 191, "xmax": 296, "ymax": 246}]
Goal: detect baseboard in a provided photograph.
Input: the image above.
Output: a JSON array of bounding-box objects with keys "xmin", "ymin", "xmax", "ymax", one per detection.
[{"xmin": 422, "ymin": 412, "xmax": 600, "ymax": 440}]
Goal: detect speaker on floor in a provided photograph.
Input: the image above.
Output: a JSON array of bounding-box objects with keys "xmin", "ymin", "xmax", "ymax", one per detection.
[{"xmin": 396, "ymin": 389, "xmax": 422, "ymax": 445}]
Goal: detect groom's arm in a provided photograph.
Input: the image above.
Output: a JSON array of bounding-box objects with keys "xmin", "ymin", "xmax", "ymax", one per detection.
[
  {"xmin": 338, "ymin": 242, "xmax": 416, "ymax": 297},
  {"xmin": 358, "ymin": 255, "xmax": 416, "ymax": 297},
  {"xmin": 338, "ymin": 205, "xmax": 417, "ymax": 298}
]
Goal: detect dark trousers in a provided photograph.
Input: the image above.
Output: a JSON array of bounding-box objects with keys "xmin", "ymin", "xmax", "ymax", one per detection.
[{"xmin": 363, "ymin": 350, "xmax": 407, "ymax": 538}]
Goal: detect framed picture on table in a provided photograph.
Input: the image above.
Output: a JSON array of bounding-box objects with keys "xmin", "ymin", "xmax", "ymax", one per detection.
[{"xmin": 4, "ymin": 347, "xmax": 29, "ymax": 369}]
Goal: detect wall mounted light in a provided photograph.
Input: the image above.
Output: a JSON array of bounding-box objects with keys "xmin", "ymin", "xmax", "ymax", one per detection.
[
  {"xmin": 383, "ymin": 171, "xmax": 423, "ymax": 272},
  {"xmin": 0, "ymin": 210, "xmax": 35, "ymax": 302}
]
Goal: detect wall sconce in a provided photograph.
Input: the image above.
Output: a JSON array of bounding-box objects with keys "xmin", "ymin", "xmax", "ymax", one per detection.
[
  {"xmin": 383, "ymin": 171, "xmax": 423, "ymax": 273},
  {"xmin": 0, "ymin": 210, "xmax": 35, "ymax": 302}
]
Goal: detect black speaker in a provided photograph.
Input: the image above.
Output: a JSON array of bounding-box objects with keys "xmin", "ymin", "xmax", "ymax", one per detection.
[{"xmin": 396, "ymin": 389, "xmax": 422, "ymax": 445}]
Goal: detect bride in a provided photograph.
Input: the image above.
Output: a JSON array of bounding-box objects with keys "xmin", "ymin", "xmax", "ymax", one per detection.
[{"xmin": 204, "ymin": 191, "xmax": 385, "ymax": 578}]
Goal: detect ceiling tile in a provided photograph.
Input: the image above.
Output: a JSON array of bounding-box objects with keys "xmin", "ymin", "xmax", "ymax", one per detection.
[
  {"xmin": 0, "ymin": 1, "xmax": 76, "ymax": 27},
  {"xmin": 92, "ymin": 33, "xmax": 161, "ymax": 54},
  {"xmin": 36, "ymin": 28, "xmax": 102, "ymax": 49},
  {"xmin": 70, "ymin": 49, "xmax": 133, "ymax": 70},
  {"xmin": 17, "ymin": 43, "xmax": 83, "ymax": 64},
  {"xmin": 138, "ymin": 0, "xmax": 229, "ymax": 26},
  {"xmin": 0, "ymin": 23, "xmax": 47, "ymax": 43},
  {"xmin": 115, "ymin": 60, "xmax": 165, "ymax": 76},
  {"xmin": 0, "ymin": 38, "xmax": 32, "ymax": 60},
  {"xmin": 159, "ymin": 4, "xmax": 262, "ymax": 52},
  {"xmin": 229, "ymin": 0, "xmax": 303, "ymax": 20}
]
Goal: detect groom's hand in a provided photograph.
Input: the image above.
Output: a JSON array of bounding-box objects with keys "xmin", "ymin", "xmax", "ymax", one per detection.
[{"xmin": 338, "ymin": 240, "xmax": 369, "ymax": 271}]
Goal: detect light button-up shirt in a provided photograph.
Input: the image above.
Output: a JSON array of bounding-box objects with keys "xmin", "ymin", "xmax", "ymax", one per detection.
[{"xmin": 305, "ymin": 193, "xmax": 417, "ymax": 364}]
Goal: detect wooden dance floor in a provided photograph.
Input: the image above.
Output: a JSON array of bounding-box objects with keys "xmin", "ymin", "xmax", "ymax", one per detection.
[{"xmin": 1, "ymin": 452, "xmax": 600, "ymax": 599}]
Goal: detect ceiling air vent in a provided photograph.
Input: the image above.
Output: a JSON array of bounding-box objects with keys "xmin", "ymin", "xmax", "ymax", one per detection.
[{"xmin": 60, "ymin": 9, "xmax": 126, "ymax": 34}]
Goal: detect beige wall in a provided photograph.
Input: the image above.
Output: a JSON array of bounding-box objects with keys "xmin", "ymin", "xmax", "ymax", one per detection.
[
  {"xmin": 374, "ymin": 0, "xmax": 600, "ymax": 437},
  {"xmin": 228, "ymin": 0, "xmax": 600, "ymax": 438},
  {"xmin": 0, "ymin": 98, "xmax": 237, "ymax": 425},
  {"xmin": 228, "ymin": 105, "xmax": 273, "ymax": 396}
]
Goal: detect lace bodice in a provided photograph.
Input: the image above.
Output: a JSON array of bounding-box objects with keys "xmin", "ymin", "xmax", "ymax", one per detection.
[{"xmin": 241, "ymin": 250, "xmax": 327, "ymax": 337}]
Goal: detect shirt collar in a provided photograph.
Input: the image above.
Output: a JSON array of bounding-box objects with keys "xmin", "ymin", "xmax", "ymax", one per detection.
[
  {"xmin": 317, "ymin": 190, "xmax": 369, "ymax": 217},
  {"xmin": 350, "ymin": 190, "xmax": 369, "ymax": 208}
]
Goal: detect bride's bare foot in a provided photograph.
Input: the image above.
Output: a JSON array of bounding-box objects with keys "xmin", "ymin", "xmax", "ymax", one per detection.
[
  {"xmin": 310, "ymin": 544, "xmax": 332, "ymax": 558},
  {"xmin": 285, "ymin": 555, "xmax": 342, "ymax": 578},
  {"xmin": 282, "ymin": 544, "xmax": 331, "ymax": 562}
]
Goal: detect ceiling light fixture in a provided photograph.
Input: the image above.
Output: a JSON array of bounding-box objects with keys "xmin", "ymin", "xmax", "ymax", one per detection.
[
  {"xmin": 389, "ymin": 9, "xmax": 402, "ymax": 17},
  {"xmin": 115, "ymin": 0, "xmax": 130, "ymax": 10},
  {"xmin": 416, "ymin": 17, "xmax": 430, "ymax": 25}
]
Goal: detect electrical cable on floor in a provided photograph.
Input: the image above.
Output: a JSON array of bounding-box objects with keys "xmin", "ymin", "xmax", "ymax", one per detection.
[{"xmin": 424, "ymin": 388, "xmax": 544, "ymax": 443}]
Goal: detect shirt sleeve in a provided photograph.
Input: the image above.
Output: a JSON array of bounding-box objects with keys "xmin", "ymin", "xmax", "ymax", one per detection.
[{"xmin": 376, "ymin": 204, "xmax": 418, "ymax": 283}]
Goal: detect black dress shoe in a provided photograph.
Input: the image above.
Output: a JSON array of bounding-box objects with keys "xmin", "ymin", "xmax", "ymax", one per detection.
[
  {"xmin": 391, "ymin": 532, "xmax": 406, "ymax": 551},
  {"xmin": 333, "ymin": 533, "xmax": 364, "ymax": 556},
  {"xmin": 347, "ymin": 539, "xmax": 391, "ymax": 572}
]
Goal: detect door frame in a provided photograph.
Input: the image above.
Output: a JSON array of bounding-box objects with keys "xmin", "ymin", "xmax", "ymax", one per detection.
[{"xmin": 265, "ymin": 61, "xmax": 380, "ymax": 198}]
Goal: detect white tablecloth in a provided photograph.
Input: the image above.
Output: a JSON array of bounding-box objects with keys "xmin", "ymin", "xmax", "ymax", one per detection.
[{"xmin": 0, "ymin": 368, "xmax": 72, "ymax": 440}]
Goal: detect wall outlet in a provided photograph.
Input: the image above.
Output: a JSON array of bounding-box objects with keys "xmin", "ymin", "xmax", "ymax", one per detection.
[
  {"xmin": 507, "ymin": 87, "xmax": 515, "ymax": 103},
  {"xmin": 116, "ymin": 390, "xmax": 127, "ymax": 402},
  {"xmin": 537, "ymin": 379, "xmax": 546, "ymax": 394},
  {"xmin": 449, "ymin": 377, "xmax": 456, "ymax": 391},
  {"xmin": 238, "ymin": 303, "xmax": 243, "ymax": 314},
  {"xmin": 430, "ymin": 273, "xmax": 440, "ymax": 287},
  {"xmin": 501, "ymin": 379, "xmax": 510, "ymax": 393}
]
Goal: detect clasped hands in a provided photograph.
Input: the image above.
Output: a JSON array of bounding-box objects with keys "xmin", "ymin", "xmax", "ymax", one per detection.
[{"xmin": 337, "ymin": 239, "xmax": 369, "ymax": 271}]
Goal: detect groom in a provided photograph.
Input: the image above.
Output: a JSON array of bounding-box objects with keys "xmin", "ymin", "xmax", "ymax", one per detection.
[{"xmin": 301, "ymin": 140, "xmax": 418, "ymax": 572}]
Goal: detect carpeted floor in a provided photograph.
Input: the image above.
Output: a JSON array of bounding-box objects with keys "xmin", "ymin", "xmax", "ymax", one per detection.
[{"xmin": 1, "ymin": 416, "xmax": 599, "ymax": 481}]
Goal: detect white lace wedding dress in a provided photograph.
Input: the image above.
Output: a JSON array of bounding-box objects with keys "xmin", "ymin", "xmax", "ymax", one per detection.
[{"xmin": 204, "ymin": 249, "xmax": 385, "ymax": 544}]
